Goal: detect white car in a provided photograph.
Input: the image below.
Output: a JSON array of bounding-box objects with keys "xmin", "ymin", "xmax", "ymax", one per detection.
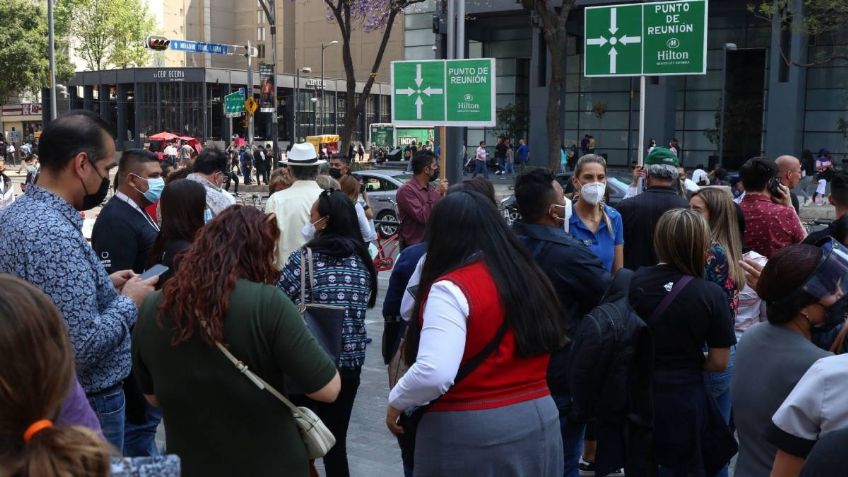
[{"xmin": 352, "ymin": 170, "xmax": 413, "ymax": 238}]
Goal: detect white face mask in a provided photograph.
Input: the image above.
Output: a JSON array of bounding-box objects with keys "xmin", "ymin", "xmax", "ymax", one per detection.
[
  {"xmin": 580, "ymin": 182, "xmax": 606, "ymax": 205},
  {"xmin": 301, "ymin": 217, "xmax": 326, "ymax": 241},
  {"xmin": 551, "ymin": 200, "xmax": 573, "ymax": 234}
]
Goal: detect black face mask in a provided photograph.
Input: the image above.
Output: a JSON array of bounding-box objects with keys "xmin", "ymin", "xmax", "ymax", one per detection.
[
  {"xmin": 79, "ymin": 164, "xmax": 110, "ymax": 211},
  {"xmin": 328, "ymin": 168, "xmax": 342, "ymax": 179}
]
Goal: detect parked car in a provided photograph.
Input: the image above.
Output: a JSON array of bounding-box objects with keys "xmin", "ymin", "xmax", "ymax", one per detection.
[
  {"xmin": 500, "ymin": 173, "xmax": 630, "ymax": 226},
  {"xmin": 352, "ymin": 169, "xmax": 412, "ymax": 238}
]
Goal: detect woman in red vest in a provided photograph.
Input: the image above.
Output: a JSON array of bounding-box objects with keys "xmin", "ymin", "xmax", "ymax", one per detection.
[{"xmin": 386, "ymin": 190, "xmax": 566, "ymax": 476}]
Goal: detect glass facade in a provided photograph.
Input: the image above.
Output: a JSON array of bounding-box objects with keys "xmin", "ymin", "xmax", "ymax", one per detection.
[
  {"xmin": 804, "ymin": 28, "xmax": 848, "ymax": 161},
  {"xmin": 135, "ymin": 82, "xmax": 205, "ymax": 140}
]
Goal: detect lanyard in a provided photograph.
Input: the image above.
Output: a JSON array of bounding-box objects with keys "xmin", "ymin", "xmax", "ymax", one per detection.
[{"xmin": 115, "ymin": 191, "xmax": 160, "ymax": 232}]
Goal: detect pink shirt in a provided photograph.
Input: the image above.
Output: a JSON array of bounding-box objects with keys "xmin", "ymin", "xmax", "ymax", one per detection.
[{"xmin": 740, "ymin": 194, "xmax": 806, "ymax": 259}]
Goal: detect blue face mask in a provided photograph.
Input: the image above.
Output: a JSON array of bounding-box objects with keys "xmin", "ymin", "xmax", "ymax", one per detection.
[
  {"xmin": 204, "ymin": 208, "xmax": 213, "ymax": 223},
  {"xmin": 133, "ymin": 174, "xmax": 165, "ymax": 203}
]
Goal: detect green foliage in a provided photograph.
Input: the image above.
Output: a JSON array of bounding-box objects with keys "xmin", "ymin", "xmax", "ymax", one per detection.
[
  {"xmin": 72, "ymin": 0, "xmax": 153, "ymax": 70},
  {"xmin": 0, "ymin": 0, "xmax": 73, "ymax": 103},
  {"xmin": 748, "ymin": 0, "xmax": 848, "ymax": 65},
  {"xmin": 492, "ymin": 103, "xmax": 529, "ymax": 143}
]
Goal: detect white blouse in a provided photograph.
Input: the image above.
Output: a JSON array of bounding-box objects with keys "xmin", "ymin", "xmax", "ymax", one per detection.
[{"xmin": 388, "ymin": 280, "xmax": 469, "ymax": 411}]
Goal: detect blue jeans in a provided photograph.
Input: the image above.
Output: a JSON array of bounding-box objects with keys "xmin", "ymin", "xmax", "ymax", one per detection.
[
  {"xmin": 703, "ymin": 345, "xmax": 736, "ymax": 477},
  {"xmin": 473, "ymin": 160, "xmax": 489, "ymax": 179},
  {"xmin": 123, "ymin": 400, "xmax": 162, "ymax": 457},
  {"xmin": 553, "ymin": 394, "xmax": 586, "ymax": 477},
  {"xmin": 504, "ymin": 161, "xmax": 515, "ymax": 175},
  {"xmin": 87, "ymin": 384, "xmax": 126, "ymax": 451}
]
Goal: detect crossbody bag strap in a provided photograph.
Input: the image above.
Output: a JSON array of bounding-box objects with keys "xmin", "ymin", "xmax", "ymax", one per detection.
[
  {"xmin": 307, "ymin": 247, "xmax": 316, "ymax": 303},
  {"xmin": 454, "ymin": 318, "xmax": 510, "ymax": 383},
  {"xmin": 300, "ymin": 249, "xmax": 307, "ymax": 309},
  {"xmin": 214, "ymin": 341, "xmax": 309, "ymax": 420},
  {"xmin": 648, "ymin": 275, "xmax": 694, "ymax": 324}
]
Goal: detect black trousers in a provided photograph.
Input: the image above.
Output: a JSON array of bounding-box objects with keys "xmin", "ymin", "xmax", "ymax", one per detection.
[{"xmin": 293, "ymin": 367, "xmax": 361, "ymax": 477}]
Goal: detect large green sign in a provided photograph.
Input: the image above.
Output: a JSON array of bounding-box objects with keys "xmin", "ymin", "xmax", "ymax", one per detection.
[
  {"xmin": 224, "ymin": 91, "xmax": 245, "ymax": 117},
  {"xmin": 584, "ymin": 0, "xmax": 707, "ymax": 77},
  {"xmin": 391, "ymin": 58, "xmax": 495, "ymax": 127}
]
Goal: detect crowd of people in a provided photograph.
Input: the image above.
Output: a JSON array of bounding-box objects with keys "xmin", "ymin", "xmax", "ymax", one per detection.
[{"xmin": 3, "ymin": 109, "xmax": 848, "ymax": 477}]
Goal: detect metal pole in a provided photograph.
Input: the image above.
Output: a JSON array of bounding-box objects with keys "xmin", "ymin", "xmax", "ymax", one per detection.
[
  {"xmin": 638, "ymin": 75, "xmax": 646, "ymax": 166},
  {"xmin": 295, "ymin": 69, "xmax": 300, "ymax": 142},
  {"xmin": 48, "ymin": 0, "xmax": 58, "ymax": 121},
  {"xmin": 637, "ymin": 75, "xmax": 646, "ymax": 193},
  {"xmin": 321, "ymin": 44, "xmax": 325, "ymax": 135},
  {"xmin": 246, "ymin": 40, "xmax": 254, "ymax": 148},
  {"xmin": 718, "ymin": 47, "xmax": 728, "ymax": 167},
  {"xmin": 269, "ymin": 0, "xmax": 279, "ymax": 162},
  {"xmin": 456, "ymin": 0, "xmax": 465, "ymax": 60}
]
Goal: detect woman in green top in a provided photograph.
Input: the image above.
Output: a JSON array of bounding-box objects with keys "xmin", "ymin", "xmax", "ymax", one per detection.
[{"xmin": 132, "ymin": 206, "xmax": 341, "ymax": 477}]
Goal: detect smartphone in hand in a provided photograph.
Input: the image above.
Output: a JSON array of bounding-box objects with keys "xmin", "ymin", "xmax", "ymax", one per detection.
[{"xmin": 140, "ymin": 264, "xmax": 169, "ymax": 281}]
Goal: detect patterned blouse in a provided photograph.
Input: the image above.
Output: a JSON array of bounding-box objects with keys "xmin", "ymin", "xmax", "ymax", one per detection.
[
  {"xmin": 278, "ymin": 249, "xmax": 372, "ymax": 369},
  {"xmin": 705, "ymin": 242, "xmax": 739, "ymax": 318}
]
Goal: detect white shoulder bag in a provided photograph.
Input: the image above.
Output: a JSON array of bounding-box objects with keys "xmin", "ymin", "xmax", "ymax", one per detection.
[{"xmin": 214, "ymin": 342, "xmax": 336, "ymax": 459}]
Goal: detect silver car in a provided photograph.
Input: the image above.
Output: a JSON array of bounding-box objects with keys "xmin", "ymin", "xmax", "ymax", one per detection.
[{"xmin": 352, "ymin": 169, "xmax": 412, "ymax": 238}]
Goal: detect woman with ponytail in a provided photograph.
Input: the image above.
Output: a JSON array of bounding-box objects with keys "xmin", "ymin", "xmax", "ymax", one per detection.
[
  {"xmin": 570, "ymin": 155, "xmax": 624, "ymax": 272},
  {"xmin": 0, "ymin": 274, "xmax": 112, "ymax": 476}
]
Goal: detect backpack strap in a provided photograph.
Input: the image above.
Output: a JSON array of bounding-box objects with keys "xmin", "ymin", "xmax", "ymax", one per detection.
[{"xmin": 648, "ymin": 275, "xmax": 693, "ymax": 324}]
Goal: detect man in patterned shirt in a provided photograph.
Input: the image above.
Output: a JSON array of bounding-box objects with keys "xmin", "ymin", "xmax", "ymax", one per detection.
[
  {"xmin": 739, "ymin": 156, "xmax": 806, "ymax": 258},
  {"xmin": 0, "ymin": 111, "xmax": 157, "ymax": 450}
]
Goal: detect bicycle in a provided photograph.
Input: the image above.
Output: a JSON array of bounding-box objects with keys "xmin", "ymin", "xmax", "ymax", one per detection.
[{"xmin": 373, "ymin": 219, "xmax": 401, "ymax": 272}]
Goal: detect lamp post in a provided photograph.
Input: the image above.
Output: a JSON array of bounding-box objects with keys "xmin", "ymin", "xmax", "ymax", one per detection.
[
  {"xmin": 293, "ymin": 66, "xmax": 312, "ymax": 142},
  {"xmin": 257, "ymin": 0, "xmax": 279, "ymax": 161},
  {"xmin": 47, "ymin": 0, "xmax": 57, "ymax": 121},
  {"xmin": 320, "ymin": 41, "xmax": 338, "ymax": 135},
  {"xmin": 718, "ymin": 43, "xmax": 737, "ymax": 168},
  {"xmin": 310, "ymin": 97, "xmax": 318, "ymax": 136}
]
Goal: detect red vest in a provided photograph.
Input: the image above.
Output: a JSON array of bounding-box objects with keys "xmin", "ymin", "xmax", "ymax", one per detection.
[{"xmin": 424, "ymin": 261, "xmax": 551, "ymax": 412}]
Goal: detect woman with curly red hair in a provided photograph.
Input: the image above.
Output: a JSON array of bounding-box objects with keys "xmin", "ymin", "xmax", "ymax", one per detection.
[{"xmin": 132, "ymin": 205, "xmax": 341, "ymax": 477}]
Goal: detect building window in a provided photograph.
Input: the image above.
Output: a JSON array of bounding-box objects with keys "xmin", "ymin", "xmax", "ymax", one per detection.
[{"xmin": 257, "ymin": 44, "xmax": 266, "ymax": 59}]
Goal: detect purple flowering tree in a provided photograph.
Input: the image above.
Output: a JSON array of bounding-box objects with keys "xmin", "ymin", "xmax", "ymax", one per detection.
[{"xmin": 323, "ymin": 0, "xmax": 425, "ymax": 154}]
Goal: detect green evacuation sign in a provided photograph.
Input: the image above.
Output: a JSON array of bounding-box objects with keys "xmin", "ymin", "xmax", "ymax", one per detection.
[
  {"xmin": 391, "ymin": 58, "xmax": 495, "ymax": 127},
  {"xmin": 584, "ymin": 0, "xmax": 707, "ymax": 77},
  {"xmin": 224, "ymin": 91, "xmax": 245, "ymax": 117}
]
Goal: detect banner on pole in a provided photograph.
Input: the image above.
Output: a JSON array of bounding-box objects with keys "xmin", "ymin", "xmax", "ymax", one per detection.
[{"xmin": 259, "ymin": 64, "xmax": 275, "ymax": 113}]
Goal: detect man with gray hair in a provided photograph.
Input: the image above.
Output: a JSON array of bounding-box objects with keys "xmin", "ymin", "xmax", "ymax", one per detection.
[{"xmin": 616, "ymin": 147, "xmax": 690, "ymax": 270}]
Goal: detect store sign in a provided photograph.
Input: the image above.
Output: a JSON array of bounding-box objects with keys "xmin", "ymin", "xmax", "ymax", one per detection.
[
  {"xmin": 305, "ymin": 79, "xmax": 325, "ymax": 89},
  {"xmin": 391, "ymin": 58, "xmax": 495, "ymax": 127},
  {"xmin": 584, "ymin": 0, "xmax": 708, "ymax": 77},
  {"xmin": 152, "ymin": 69, "xmax": 186, "ymax": 81},
  {"xmin": 2, "ymin": 104, "xmax": 42, "ymax": 116}
]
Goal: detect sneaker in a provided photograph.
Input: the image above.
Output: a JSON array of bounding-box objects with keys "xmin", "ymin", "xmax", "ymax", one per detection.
[{"xmin": 579, "ymin": 458, "xmax": 624, "ymax": 476}]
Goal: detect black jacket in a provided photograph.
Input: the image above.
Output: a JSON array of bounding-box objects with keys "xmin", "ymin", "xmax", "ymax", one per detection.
[
  {"xmin": 616, "ymin": 186, "xmax": 689, "ymax": 270},
  {"xmin": 568, "ymin": 269, "xmax": 654, "ymax": 477},
  {"xmin": 91, "ymin": 196, "xmax": 159, "ymax": 274},
  {"xmin": 513, "ymin": 222, "xmax": 610, "ymax": 395},
  {"xmin": 804, "ymin": 214, "xmax": 848, "ymax": 246}
]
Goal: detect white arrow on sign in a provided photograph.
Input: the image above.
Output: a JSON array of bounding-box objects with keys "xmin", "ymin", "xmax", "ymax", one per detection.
[
  {"xmin": 395, "ymin": 87, "xmax": 415, "ymax": 96},
  {"xmin": 415, "ymin": 96, "xmax": 424, "ymax": 119},
  {"xmin": 587, "ymin": 36, "xmax": 608, "ymax": 46},
  {"xmin": 609, "ymin": 47, "xmax": 618, "ymax": 74},
  {"xmin": 415, "ymin": 64, "xmax": 423, "ymax": 88},
  {"xmin": 619, "ymin": 35, "xmax": 641, "ymax": 46},
  {"xmin": 423, "ymin": 86, "xmax": 443, "ymax": 96},
  {"xmin": 609, "ymin": 8, "xmax": 618, "ymax": 34}
]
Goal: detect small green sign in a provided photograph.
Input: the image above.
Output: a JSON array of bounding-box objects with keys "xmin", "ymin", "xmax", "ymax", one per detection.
[
  {"xmin": 584, "ymin": 0, "xmax": 708, "ymax": 77},
  {"xmin": 391, "ymin": 58, "xmax": 496, "ymax": 127},
  {"xmin": 224, "ymin": 91, "xmax": 245, "ymax": 117}
]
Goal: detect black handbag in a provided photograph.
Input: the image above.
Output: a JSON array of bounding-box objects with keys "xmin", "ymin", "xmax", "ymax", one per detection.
[
  {"xmin": 397, "ymin": 318, "xmax": 510, "ymax": 467},
  {"xmin": 299, "ymin": 247, "xmax": 345, "ymax": 363}
]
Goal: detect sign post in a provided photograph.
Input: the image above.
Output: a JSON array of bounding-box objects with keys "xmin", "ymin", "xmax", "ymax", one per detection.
[
  {"xmin": 584, "ymin": 0, "xmax": 707, "ymax": 166},
  {"xmin": 391, "ymin": 58, "xmax": 495, "ymax": 127}
]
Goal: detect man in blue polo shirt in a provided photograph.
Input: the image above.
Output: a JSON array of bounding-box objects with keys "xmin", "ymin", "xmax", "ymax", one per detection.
[{"xmin": 516, "ymin": 138, "xmax": 530, "ymax": 172}]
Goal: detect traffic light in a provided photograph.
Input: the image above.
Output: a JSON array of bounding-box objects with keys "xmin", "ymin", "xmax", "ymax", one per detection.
[{"xmin": 145, "ymin": 35, "xmax": 170, "ymax": 51}]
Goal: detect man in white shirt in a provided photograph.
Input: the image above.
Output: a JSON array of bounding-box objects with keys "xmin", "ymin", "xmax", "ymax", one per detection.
[
  {"xmin": 187, "ymin": 148, "xmax": 236, "ymax": 217},
  {"xmin": 472, "ymin": 141, "xmax": 488, "ymax": 179},
  {"xmin": 265, "ymin": 142, "xmax": 325, "ymax": 268},
  {"xmin": 692, "ymin": 164, "xmax": 709, "ymax": 186},
  {"xmin": 0, "ymin": 159, "xmax": 14, "ymax": 210}
]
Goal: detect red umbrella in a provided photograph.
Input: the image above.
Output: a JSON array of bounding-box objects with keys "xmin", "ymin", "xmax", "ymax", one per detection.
[{"xmin": 148, "ymin": 131, "xmax": 180, "ymax": 142}]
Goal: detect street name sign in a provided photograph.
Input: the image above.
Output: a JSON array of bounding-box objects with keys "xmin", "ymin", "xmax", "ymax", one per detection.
[
  {"xmin": 170, "ymin": 39, "xmax": 231, "ymax": 55},
  {"xmin": 584, "ymin": 0, "xmax": 707, "ymax": 77},
  {"xmin": 391, "ymin": 58, "xmax": 495, "ymax": 127},
  {"xmin": 224, "ymin": 91, "xmax": 245, "ymax": 118}
]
